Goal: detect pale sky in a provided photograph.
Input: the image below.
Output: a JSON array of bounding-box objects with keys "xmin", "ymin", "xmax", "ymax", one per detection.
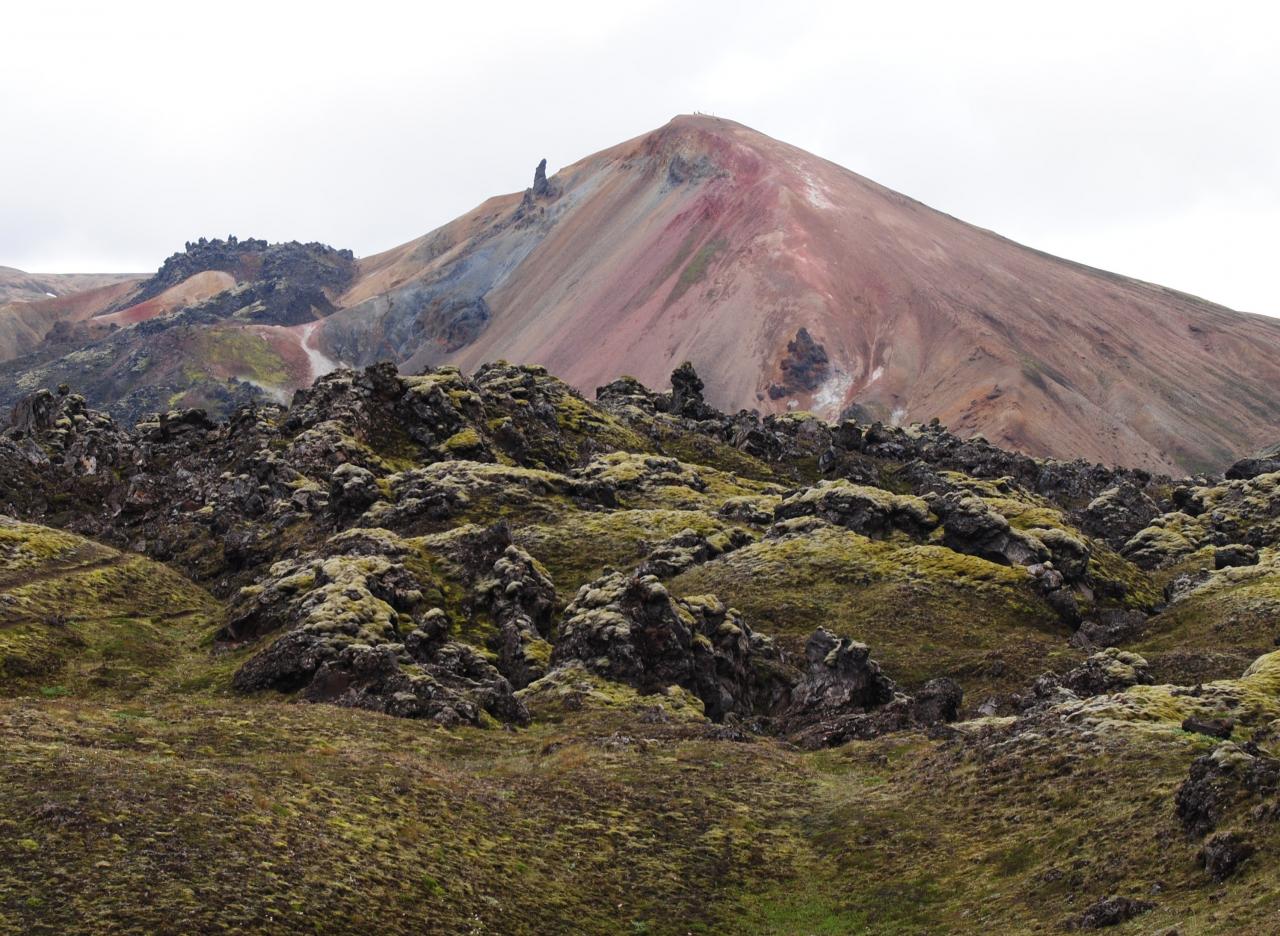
[{"xmin": 2, "ymin": 0, "xmax": 1277, "ymax": 316}]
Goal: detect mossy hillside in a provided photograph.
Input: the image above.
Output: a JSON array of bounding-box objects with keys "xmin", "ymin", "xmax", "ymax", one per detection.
[
  {"xmin": 11, "ymin": 360, "xmax": 1280, "ymax": 933},
  {"xmin": 1124, "ymin": 511, "xmax": 1215, "ymax": 568},
  {"xmin": 1084, "ymin": 542, "xmax": 1162, "ymax": 610},
  {"xmin": 365, "ymin": 461, "xmax": 601, "ymax": 536},
  {"xmin": 4, "ymin": 518, "xmax": 1280, "ymax": 933},
  {"xmin": 467, "ymin": 362, "xmax": 654, "ymax": 465},
  {"xmin": 517, "ymin": 660, "xmax": 708, "ymax": 722},
  {"xmin": 1189, "ymin": 470, "xmax": 1280, "ymax": 540},
  {"xmin": 547, "ymin": 383, "xmax": 652, "ymax": 456},
  {"xmin": 1146, "ymin": 546, "xmax": 1219, "ymax": 596},
  {"xmin": 720, "ymin": 720, "xmax": 1273, "ymax": 935},
  {"xmin": 0, "ymin": 696, "xmax": 818, "ymax": 936},
  {"xmin": 5, "ymin": 693, "xmax": 1278, "ymax": 935},
  {"xmin": 192, "ymin": 326, "xmax": 290, "ymax": 387},
  {"xmin": 783, "ymin": 478, "xmax": 934, "ymax": 525},
  {"xmin": 0, "ymin": 519, "xmax": 222, "ymax": 695},
  {"xmin": 276, "ymin": 527, "xmax": 488, "ymax": 650},
  {"xmin": 670, "ymin": 524, "xmax": 1074, "ymax": 700},
  {"xmin": 939, "ymin": 472, "xmax": 1159, "ymax": 608},
  {"xmin": 574, "ymin": 451, "xmax": 783, "ymax": 512},
  {"xmin": 651, "ymin": 425, "xmax": 803, "ymax": 485},
  {"xmin": 1133, "ymin": 550, "xmax": 1280, "ymax": 683},
  {"xmin": 1079, "ymin": 642, "xmax": 1280, "ymax": 737},
  {"xmin": 513, "ymin": 508, "xmax": 742, "ymax": 598},
  {"xmin": 0, "ymin": 520, "xmax": 89, "ymax": 574},
  {"xmin": 285, "ymin": 421, "xmax": 418, "ymax": 476}
]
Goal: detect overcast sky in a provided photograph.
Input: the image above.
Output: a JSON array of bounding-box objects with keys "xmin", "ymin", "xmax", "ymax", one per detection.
[{"xmin": 3, "ymin": 1, "xmax": 1277, "ymax": 315}]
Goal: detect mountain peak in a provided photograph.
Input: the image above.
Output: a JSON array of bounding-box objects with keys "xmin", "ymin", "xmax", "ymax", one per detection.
[{"xmin": 321, "ymin": 117, "xmax": 1280, "ymax": 473}]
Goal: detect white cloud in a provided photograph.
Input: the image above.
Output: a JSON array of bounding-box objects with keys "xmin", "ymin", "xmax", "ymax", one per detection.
[{"xmin": 1, "ymin": 0, "xmax": 1276, "ymax": 315}]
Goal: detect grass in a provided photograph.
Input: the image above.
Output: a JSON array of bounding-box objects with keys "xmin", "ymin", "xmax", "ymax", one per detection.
[
  {"xmin": 670, "ymin": 524, "xmax": 1074, "ymax": 700},
  {"xmin": 666, "ymin": 237, "xmax": 727, "ymax": 306},
  {"xmin": 8, "ymin": 685, "xmax": 1275, "ymax": 935}
]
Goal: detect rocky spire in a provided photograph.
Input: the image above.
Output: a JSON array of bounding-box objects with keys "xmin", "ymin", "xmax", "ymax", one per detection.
[{"xmin": 532, "ymin": 158, "xmax": 550, "ymax": 198}]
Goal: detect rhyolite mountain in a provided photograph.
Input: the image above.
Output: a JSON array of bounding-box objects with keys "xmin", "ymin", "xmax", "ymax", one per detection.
[
  {"xmin": 0, "ymin": 267, "xmax": 142, "ymax": 364},
  {"xmin": 6, "ymin": 115, "xmax": 1280, "ymax": 473},
  {"xmin": 321, "ymin": 115, "xmax": 1280, "ymax": 475}
]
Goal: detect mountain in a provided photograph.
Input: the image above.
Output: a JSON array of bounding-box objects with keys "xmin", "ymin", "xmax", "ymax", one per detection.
[
  {"xmin": 319, "ymin": 115, "xmax": 1280, "ymax": 475},
  {"xmin": 4, "ymin": 356, "xmax": 1280, "ymax": 932},
  {"xmin": 5, "ymin": 116, "xmax": 1280, "ymax": 473},
  {"xmin": 0, "ymin": 266, "xmax": 139, "ymax": 305},
  {"xmin": 0, "ymin": 238, "xmax": 355, "ymax": 418},
  {"xmin": 0, "ymin": 268, "xmax": 142, "ymax": 364}
]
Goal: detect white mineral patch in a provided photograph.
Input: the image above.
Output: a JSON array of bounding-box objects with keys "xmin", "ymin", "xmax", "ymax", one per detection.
[
  {"xmin": 301, "ymin": 320, "xmax": 339, "ymax": 380},
  {"xmin": 812, "ymin": 370, "xmax": 854, "ymax": 413}
]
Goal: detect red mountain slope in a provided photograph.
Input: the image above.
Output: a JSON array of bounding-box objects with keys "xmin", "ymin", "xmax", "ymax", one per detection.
[{"xmin": 318, "ymin": 115, "xmax": 1280, "ymax": 474}]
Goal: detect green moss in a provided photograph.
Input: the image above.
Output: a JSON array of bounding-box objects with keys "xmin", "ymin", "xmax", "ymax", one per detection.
[
  {"xmin": 926, "ymin": 475, "xmax": 1157, "ymax": 608},
  {"xmin": 550, "ymin": 390, "xmax": 652, "ymax": 455},
  {"xmin": 3, "ymin": 635, "xmax": 1280, "ymax": 934},
  {"xmin": 1066, "ymin": 648, "xmax": 1280, "ymax": 739},
  {"xmin": 671, "ymin": 525, "xmax": 1071, "ymax": 700},
  {"xmin": 0, "ymin": 519, "xmax": 85, "ymax": 572},
  {"xmin": 372, "ymin": 461, "xmax": 593, "ymax": 534},
  {"xmin": 442, "ymin": 427, "xmax": 484, "ymax": 454},
  {"xmin": 652, "ymin": 428, "xmax": 788, "ymax": 484},
  {"xmin": 1123, "ymin": 512, "xmax": 1212, "ymax": 567},
  {"xmin": 517, "ymin": 661, "xmax": 706, "ymax": 722},
  {"xmin": 0, "ymin": 519, "xmax": 222, "ymax": 695},
  {"xmin": 193, "ymin": 327, "xmax": 289, "ymax": 386},
  {"xmin": 667, "ymin": 237, "xmax": 727, "ymax": 304},
  {"xmin": 1134, "ymin": 552, "xmax": 1280, "ymax": 683},
  {"xmin": 575, "ymin": 452, "xmax": 781, "ymax": 512},
  {"xmin": 523, "ymin": 638, "xmax": 553, "ymax": 669},
  {"xmin": 514, "ymin": 509, "xmax": 736, "ymax": 598}
]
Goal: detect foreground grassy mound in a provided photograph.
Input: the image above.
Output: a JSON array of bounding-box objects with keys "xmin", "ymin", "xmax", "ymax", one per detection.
[
  {"xmin": 4, "ymin": 679, "xmax": 1280, "ymax": 935},
  {"xmin": 1134, "ymin": 549, "xmax": 1280, "ymax": 683}
]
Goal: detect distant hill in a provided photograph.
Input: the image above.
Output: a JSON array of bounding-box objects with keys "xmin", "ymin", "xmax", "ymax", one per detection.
[{"xmin": 0, "ymin": 266, "xmax": 140, "ymax": 305}]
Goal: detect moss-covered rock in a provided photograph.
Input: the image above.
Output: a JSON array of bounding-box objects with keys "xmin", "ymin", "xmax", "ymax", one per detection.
[
  {"xmin": 671, "ymin": 524, "xmax": 1070, "ymax": 703},
  {"xmin": 774, "ymin": 479, "xmax": 936, "ymax": 538},
  {"xmin": 551, "ymin": 571, "xmax": 784, "ymax": 721}
]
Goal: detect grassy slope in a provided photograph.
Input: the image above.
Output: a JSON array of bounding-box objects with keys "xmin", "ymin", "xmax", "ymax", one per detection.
[
  {"xmin": 5, "ymin": 690, "xmax": 1280, "ymax": 935},
  {"xmin": 670, "ymin": 526, "xmax": 1076, "ymax": 701},
  {"xmin": 0, "ymin": 519, "xmax": 223, "ymax": 696}
]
